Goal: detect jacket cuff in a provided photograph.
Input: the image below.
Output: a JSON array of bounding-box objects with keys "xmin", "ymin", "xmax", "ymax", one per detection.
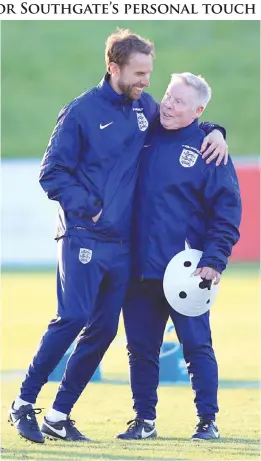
[
  {"xmin": 86, "ymin": 199, "xmax": 103, "ymax": 218},
  {"xmin": 201, "ymin": 122, "xmax": 226, "ymax": 140},
  {"xmin": 71, "ymin": 199, "xmax": 103, "ymax": 219},
  {"xmin": 209, "ymin": 123, "xmax": 226, "ymax": 140},
  {"xmin": 197, "ymin": 257, "xmax": 226, "ymax": 274}
]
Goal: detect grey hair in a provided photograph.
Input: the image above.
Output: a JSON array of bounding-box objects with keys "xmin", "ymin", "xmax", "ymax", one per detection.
[{"xmin": 170, "ymin": 72, "xmax": 212, "ymax": 108}]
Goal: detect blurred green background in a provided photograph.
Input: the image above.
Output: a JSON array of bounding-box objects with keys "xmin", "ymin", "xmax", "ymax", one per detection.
[{"xmin": 2, "ymin": 20, "xmax": 260, "ymax": 159}]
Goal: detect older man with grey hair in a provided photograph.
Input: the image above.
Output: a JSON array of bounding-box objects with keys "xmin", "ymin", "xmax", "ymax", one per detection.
[{"xmin": 116, "ymin": 73, "xmax": 242, "ymax": 441}]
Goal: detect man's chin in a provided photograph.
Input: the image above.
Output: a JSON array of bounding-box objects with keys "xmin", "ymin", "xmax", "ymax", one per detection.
[
  {"xmin": 160, "ymin": 119, "xmax": 172, "ymax": 130},
  {"xmin": 130, "ymin": 92, "xmax": 142, "ymax": 101},
  {"xmin": 161, "ymin": 118, "xmax": 182, "ymax": 130}
]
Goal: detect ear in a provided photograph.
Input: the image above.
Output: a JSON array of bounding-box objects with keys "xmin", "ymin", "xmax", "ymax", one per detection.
[
  {"xmin": 196, "ymin": 105, "xmax": 204, "ymax": 117},
  {"xmin": 108, "ymin": 62, "xmax": 120, "ymax": 77}
]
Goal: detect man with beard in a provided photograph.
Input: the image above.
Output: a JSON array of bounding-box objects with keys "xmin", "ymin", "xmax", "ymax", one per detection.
[{"xmin": 9, "ymin": 30, "xmax": 228, "ymax": 443}]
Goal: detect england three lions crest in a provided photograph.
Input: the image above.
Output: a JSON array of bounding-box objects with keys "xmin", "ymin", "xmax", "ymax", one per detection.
[
  {"xmin": 136, "ymin": 113, "xmax": 148, "ymax": 131},
  {"xmin": 79, "ymin": 248, "xmax": 92, "ymax": 264},
  {"xmin": 179, "ymin": 148, "xmax": 199, "ymax": 168}
]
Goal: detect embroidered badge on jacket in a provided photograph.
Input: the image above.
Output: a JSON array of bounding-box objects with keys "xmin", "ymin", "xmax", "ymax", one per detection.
[
  {"xmin": 79, "ymin": 248, "xmax": 92, "ymax": 264},
  {"xmin": 136, "ymin": 113, "xmax": 148, "ymax": 131},
  {"xmin": 179, "ymin": 148, "xmax": 199, "ymax": 168}
]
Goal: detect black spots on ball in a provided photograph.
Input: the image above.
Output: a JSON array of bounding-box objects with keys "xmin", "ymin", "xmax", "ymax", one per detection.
[
  {"xmin": 199, "ymin": 279, "xmax": 212, "ymax": 290},
  {"xmin": 184, "ymin": 261, "xmax": 192, "ymax": 267},
  {"xmin": 179, "ymin": 291, "xmax": 187, "ymax": 299}
]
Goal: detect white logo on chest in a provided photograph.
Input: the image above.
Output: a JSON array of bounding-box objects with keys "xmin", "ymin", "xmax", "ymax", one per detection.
[
  {"xmin": 179, "ymin": 148, "xmax": 199, "ymax": 168},
  {"xmin": 79, "ymin": 248, "xmax": 92, "ymax": 264},
  {"xmin": 100, "ymin": 122, "xmax": 113, "ymax": 130},
  {"xmin": 136, "ymin": 112, "xmax": 148, "ymax": 131}
]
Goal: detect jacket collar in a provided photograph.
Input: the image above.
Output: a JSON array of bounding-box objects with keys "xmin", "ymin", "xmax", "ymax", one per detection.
[
  {"xmin": 159, "ymin": 118, "xmax": 201, "ymax": 140},
  {"xmin": 97, "ymin": 73, "xmax": 133, "ymax": 107}
]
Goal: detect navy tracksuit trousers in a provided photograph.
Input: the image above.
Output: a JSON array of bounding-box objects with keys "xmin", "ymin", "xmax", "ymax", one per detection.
[
  {"xmin": 20, "ymin": 235, "xmax": 130, "ymax": 414},
  {"xmin": 123, "ymin": 279, "xmax": 219, "ymax": 421}
]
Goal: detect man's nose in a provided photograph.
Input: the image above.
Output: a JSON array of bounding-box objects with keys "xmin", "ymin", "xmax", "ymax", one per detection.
[
  {"xmin": 141, "ymin": 75, "xmax": 150, "ymax": 87},
  {"xmin": 164, "ymin": 99, "xmax": 172, "ymax": 109}
]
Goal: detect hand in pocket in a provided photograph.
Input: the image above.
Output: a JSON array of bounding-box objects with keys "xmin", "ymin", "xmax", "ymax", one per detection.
[{"xmin": 92, "ymin": 209, "xmax": 103, "ymax": 223}]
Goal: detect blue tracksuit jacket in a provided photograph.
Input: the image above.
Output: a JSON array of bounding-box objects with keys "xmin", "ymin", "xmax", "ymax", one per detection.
[
  {"xmin": 132, "ymin": 118, "xmax": 242, "ymax": 278},
  {"xmin": 39, "ymin": 73, "xmax": 158, "ymax": 242},
  {"xmin": 39, "ymin": 74, "xmax": 226, "ymax": 243}
]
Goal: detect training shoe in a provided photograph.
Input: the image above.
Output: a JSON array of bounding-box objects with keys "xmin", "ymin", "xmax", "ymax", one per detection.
[
  {"xmin": 41, "ymin": 416, "xmax": 90, "ymax": 441},
  {"xmin": 115, "ymin": 418, "xmax": 157, "ymax": 440},
  {"xmin": 8, "ymin": 401, "xmax": 44, "ymax": 443},
  {"xmin": 191, "ymin": 418, "xmax": 220, "ymax": 441}
]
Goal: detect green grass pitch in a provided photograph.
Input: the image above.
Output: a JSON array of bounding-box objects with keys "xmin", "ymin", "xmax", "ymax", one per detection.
[{"xmin": 1, "ymin": 268, "xmax": 260, "ymax": 460}]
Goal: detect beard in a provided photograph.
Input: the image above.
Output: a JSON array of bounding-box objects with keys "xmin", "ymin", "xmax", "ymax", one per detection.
[{"xmin": 117, "ymin": 80, "xmax": 142, "ymax": 100}]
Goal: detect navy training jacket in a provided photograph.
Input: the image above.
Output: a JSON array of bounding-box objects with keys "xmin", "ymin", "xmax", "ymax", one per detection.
[
  {"xmin": 39, "ymin": 74, "xmax": 158, "ymax": 242},
  {"xmin": 40, "ymin": 74, "xmax": 227, "ymax": 242},
  {"xmin": 132, "ymin": 119, "xmax": 242, "ymax": 279}
]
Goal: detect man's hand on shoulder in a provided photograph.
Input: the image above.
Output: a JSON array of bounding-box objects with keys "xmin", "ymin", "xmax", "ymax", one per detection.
[{"xmin": 201, "ymin": 129, "xmax": 228, "ymax": 167}]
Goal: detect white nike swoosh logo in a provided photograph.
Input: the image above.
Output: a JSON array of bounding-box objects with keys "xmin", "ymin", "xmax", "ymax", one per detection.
[
  {"xmin": 100, "ymin": 122, "xmax": 114, "ymax": 130},
  {"xmin": 13, "ymin": 417, "xmax": 20, "ymax": 427},
  {"xmin": 192, "ymin": 428, "xmax": 220, "ymax": 440},
  {"xmin": 44, "ymin": 421, "xmax": 66, "ymax": 438},
  {"xmin": 10, "ymin": 412, "xmax": 24, "ymax": 427},
  {"xmin": 141, "ymin": 427, "xmax": 155, "ymax": 438}
]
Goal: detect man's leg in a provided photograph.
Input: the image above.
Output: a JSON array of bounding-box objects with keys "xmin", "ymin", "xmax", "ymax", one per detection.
[
  {"xmin": 116, "ymin": 279, "xmax": 169, "ymax": 440},
  {"xmin": 9, "ymin": 235, "xmax": 104, "ymax": 443},
  {"xmin": 41, "ymin": 241, "xmax": 130, "ymax": 440},
  {"xmin": 169, "ymin": 305, "xmax": 219, "ymax": 440}
]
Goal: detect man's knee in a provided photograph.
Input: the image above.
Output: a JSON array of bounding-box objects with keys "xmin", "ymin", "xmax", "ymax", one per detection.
[
  {"xmin": 183, "ymin": 341, "xmax": 216, "ymax": 361},
  {"xmin": 81, "ymin": 319, "xmax": 119, "ymax": 346},
  {"xmin": 127, "ymin": 340, "xmax": 160, "ymax": 364},
  {"xmin": 51, "ymin": 313, "xmax": 88, "ymax": 331},
  {"xmin": 101, "ymin": 322, "xmax": 118, "ymax": 346}
]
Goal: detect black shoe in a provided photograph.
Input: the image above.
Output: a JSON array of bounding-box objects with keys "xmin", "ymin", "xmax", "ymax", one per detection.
[
  {"xmin": 115, "ymin": 418, "xmax": 157, "ymax": 440},
  {"xmin": 191, "ymin": 418, "xmax": 220, "ymax": 441},
  {"xmin": 8, "ymin": 401, "xmax": 44, "ymax": 443},
  {"xmin": 41, "ymin": 416, "xmax": 90, "ymax": 441}
]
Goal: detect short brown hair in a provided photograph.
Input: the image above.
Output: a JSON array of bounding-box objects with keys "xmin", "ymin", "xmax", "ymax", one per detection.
[{"xmin": 105, "ymin": 28, "xmax": 155, "ymax": 71}]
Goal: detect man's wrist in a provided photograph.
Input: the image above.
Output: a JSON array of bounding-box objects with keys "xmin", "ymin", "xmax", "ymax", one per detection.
[
  {"xmin": 198, "ymin": 257, "xmax": 226, "ymax": 273},
  {"xmin": 210, "ymin": 124, "xmax": 226, "ymax": 140}
]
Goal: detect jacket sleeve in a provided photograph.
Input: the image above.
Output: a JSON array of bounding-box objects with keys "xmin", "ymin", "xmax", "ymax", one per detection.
[
  {"xmin": 39, "ymin": 105, "xmax": 102, "ymax": 218},
  {"xmin": 199, "ymin": 121, "xmax": 226, "ymax": 139},
  {"xmin": 197, "ymin": 157, "xmax": 242, "ymax": 273}
]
